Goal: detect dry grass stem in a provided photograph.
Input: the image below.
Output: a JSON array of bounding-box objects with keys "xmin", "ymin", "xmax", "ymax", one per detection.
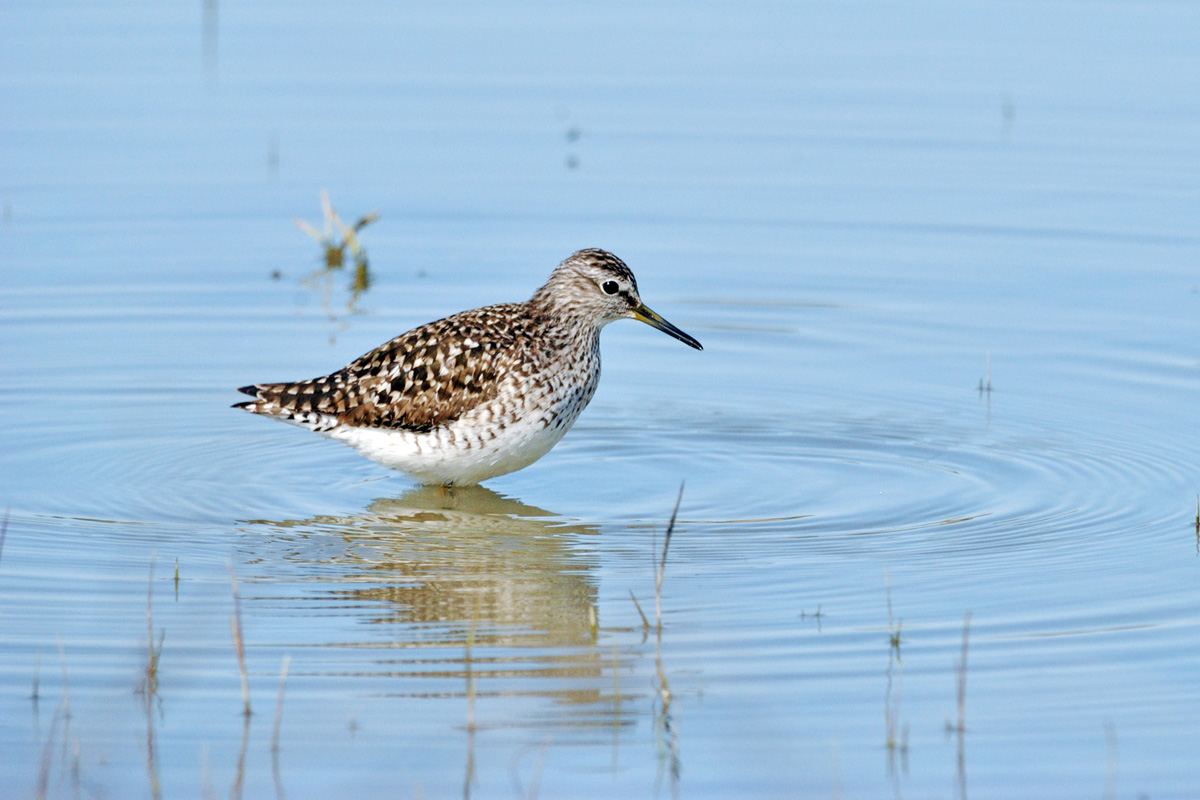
[
  {"xmin": 884, "ymin": 641, "xmax": 908, "ymax": 766},
  {"xmin": 31, "ymin": 651, "xmax": 41, "ymax": 703},
  {"xmin": 654, "ymin": 482, "xmax": 685, "ymax": 631},
  {"xmin": 648, "ymin": 483, "xmax": 684, "ymax": 795},
  {"xmin": 955, "ymin": 611, "xmax": 972, "ymax": 733},
  {"xmin": 885, "ymin": 569, "xmax": 902, "ymax": 654},
  {"xmin": 228, "ymin": 564, "xmax": 251, "ymax": 717},
  {"xmin": 271, "ymin": 655, "xmax": 291, "ymax": 800},
  {"xmin": 34, "ymin": 705, "xmax": 63, "ymax": 800},
  {"xmin": 271, "ymin": 655, "xmax": 291, "ymax": 754},
  {"xmin": 978, "ymin": 351, "xmax": 992, "ymax": 394},
  {"xmin": 464, "ymin": 612, "xmax": 478, "ymax": 734},
  {"xmin": 629, "ymin": 591, "xmax": 650, "ymax": 636},
  {"xmin": 57, "ymin": 637, "xmax": 71, "ymax": 720},
  {"xmin": 462, "ymin": 599, "xmax": 481, "ymax": 800},
  {"xmin": 231, "ymin": 712, "xmax": 250, "ymax": 800},
  {"xmin": 70, "ymin": 735, "xmax": 82, "ymax": 795},
  {"xmin": 140, "ymin": 556, "xmax": 165, "ymax": 696}
]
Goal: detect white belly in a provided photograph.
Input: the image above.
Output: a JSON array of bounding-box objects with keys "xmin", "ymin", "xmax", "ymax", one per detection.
[
  {"xmin": 327, "ymin": 371, "xmax": 596, "ymax": 485},
  {"xmin": 329, "ymin": 412, "xmax": 567, "ymax": 485}
]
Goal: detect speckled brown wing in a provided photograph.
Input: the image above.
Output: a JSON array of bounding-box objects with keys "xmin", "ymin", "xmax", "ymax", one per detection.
[{"xmin": 237, "ymin": 303, "xmax": 539, "ymax": 432}]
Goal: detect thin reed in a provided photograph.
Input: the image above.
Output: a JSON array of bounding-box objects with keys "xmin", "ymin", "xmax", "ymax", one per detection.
[
  {"xmin": 654, "ymin": 482, "xmax": 685, "ymax": 631},
  {"xmin": 139, "ymin": 556, "xmax": 165, "ymax": 696},
  {"xmin": 228, "ymin": 565, "xmax": 251, "ymax": 717}
]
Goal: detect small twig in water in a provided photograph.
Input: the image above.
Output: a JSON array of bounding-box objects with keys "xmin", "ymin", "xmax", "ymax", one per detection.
[
  {"xmin": 885, "ymin": 569, "xmax": 901, "ymax": 654},
  {"xmin": 955, "ymin": 611, "xmax": 972, "ymax": 733},
  {"xmin": 57, "ymin": 637, "xmax": 71, "ymax": 720},
  {"xmin": 462, "ymin": 606, "xmax": 479, "ymax": 800},
  {"xmin": 231, "ymin": 710, "xmax": 250, "ymax": 800},
  {"xmin": 271, "ymin": 655, "xmax": 291, "ymax": 800},
  {"xmin": 70, "ymin": 735, "xmax": 82, "ymax": 796},
  {"xmin": 34, "ymin": 705, "xmax": 63, "ymax": 800},
  {"xmin": 884, "ymin": 626, "xmax": 908, "ymax": 765},
  {"xmin": 977, "ymin": 351, "xmax": 992, "ymax": 394},
  {"xmin": 271, "ymin": 655, "xmax": 291, "ymax": 754},
  {"xmin": 228, "ymin": 564, "xmax": 251, "ymax": 717},
  {"xmin": 139, "ymin": 556, "xmax": 165, "ymax": 696},
  {"xmin": 629, "ymin": 591, "xmax": 650, "ymax": 636},
  {"xmin": 31, "ymin": 651, "xmax": 41, "ymax": 704},
  {"xmin": 655, "ymin": 482, "xmax": 685, "ymax": 631}
]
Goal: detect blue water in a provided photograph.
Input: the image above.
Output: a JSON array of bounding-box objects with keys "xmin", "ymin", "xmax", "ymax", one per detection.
[{"xmin": 3, "ymin": 1, "xmax": 1199, "ymax": 797}]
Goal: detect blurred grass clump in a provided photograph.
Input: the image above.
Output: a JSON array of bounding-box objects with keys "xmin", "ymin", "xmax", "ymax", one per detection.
[{"xmin": 295, "ymin": 190, "xmax": 379, "ymax": 311}]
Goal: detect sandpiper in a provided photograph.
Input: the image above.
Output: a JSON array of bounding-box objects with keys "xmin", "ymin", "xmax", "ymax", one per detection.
[{"xmin": 234, "ymin": 249, "xmax": 702, "ymax": 485}]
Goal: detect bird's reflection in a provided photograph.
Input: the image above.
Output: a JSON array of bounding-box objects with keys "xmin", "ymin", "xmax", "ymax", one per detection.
[
  {"xmin": 324, "ymin": 486, "xmax": 597, "ymax": 646},
  {"xmin": 244, "ymin": 486, "xmax": 623, "ymax": 707}
]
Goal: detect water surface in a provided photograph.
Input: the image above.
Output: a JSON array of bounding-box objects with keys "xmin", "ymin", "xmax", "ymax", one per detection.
[{"xmin": 2, "ymin": 1, "xmax": 1199, "ymax": 797}]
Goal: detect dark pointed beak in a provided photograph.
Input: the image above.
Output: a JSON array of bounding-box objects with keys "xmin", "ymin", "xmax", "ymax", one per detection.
[{"xmin": 631, "ymin": 303, "xmax": 703, "ymax": 350}]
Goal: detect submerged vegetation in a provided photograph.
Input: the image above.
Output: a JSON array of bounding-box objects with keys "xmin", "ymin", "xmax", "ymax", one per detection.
[
  {"xmin": 137, "ymin": 557, "xmax": 164, "ymax": 698},
  {"xmin": 25, "ymin": 558, "xmax": 296, "ymax": 800},
  {"xmin": 228, "ymin": 565, "xmax": 252, "ymax": 718},
  {"xmin": 7, "ymin": 483, "xmax": 1169, "ymax": 798}
]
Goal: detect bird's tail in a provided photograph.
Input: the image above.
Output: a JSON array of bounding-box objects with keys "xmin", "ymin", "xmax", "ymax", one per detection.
[{"xmin": 233, "ymin": 383, "xmax": 342, "ymax": 433}]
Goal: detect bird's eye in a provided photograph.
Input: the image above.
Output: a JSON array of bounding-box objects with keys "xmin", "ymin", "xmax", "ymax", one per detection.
[{"xmin": 601, "ymin": 280, "xmax": 620, "ymax": 295}]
